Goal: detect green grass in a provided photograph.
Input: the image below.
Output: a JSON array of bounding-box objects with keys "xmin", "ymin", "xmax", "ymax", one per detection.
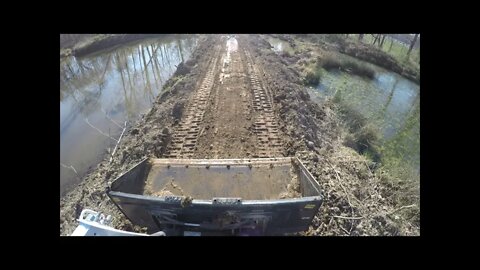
[
  {"xmin": 321, "ymin": 56, "xmax": 375, "ymax": 79},
  {"xmin": 319, "ymin": 59, "xmax": 420, "ymax": 229},
  {"xmin": 304, "ymin": 68, "xmax": 323, "ymax": 86}
]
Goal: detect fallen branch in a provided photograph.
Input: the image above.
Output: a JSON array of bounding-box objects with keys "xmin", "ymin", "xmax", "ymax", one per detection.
[
  {"xmin": 60, "ymin": 163, "xmax": 78, "ymax": 175},
  {"xmin": 333, "ymin": 215, "xmax": 363, "ymax": 220},
  {"xmin": 328, "ymin": 161, "xmax": 354, "ymax": 210},
  {"xmin": 327, "ymin": 161, "xmax": 358, "ymax": 233},
  {"xmin": 363, "ymin": 160, "xmax": 374, "ymax": 176},
  {"xmin": 336, "ymin": 159, "xmax": 367, "ymax": 163},
  {"xmin": 85, "ymin": 118, "xmax": 118, "ymax": 142},
  {"xmin": 100, "ymin": 107, "xmax": 123, "ymax": 129},
  {"xmin": 110, "ymin": 121, "xmax": 127, "ymax": 163},
  {"xmin": 387, "ymin": 204, "xmax": 417, "ymax": 216},
  {"xmin": 340, "ymin": 226, "xmax": 350, "ymax": 235}
]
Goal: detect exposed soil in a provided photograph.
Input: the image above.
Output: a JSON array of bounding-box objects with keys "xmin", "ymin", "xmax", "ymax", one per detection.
[
  {"xmin": 60, "ymin": 34, "xmax": 419, "ymax": 236},
  {"xmin": 140, "ymin": 158, "xmax": 298, "ymax": 200}
]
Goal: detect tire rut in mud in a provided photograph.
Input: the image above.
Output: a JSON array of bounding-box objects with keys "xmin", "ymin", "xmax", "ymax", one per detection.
[
  {"xmin": 244, "ymin": 48, "xmax": 283, "ymax": 158},
  {"xmin": 166, "ymin": 35, "xmax": 285, "ymax": 159},
  {"xmin": 165, "ymin": 43, "xmax": 223, "ymax": 158}
]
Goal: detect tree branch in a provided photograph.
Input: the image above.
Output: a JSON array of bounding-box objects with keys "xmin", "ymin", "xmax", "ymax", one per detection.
[
  {"xmin": 110, "ymin": 121, "xmax": 127, "ymax": 163},
  {"xmin": 60, "ymin": 163, "xmax": 78, "ymax": 175},
  {"xmin": 100, "ymin": 107, "xmax": 123, "ymax": 129},
  {"xmin": 333, "ymin": 215, "xmax": 363, "ymax": 220},
  {"xmin": 388, "ymin": 204, "xmax": 417, "ymax": 216},
  {"xmin": 85, "ymin": 118, "xmax": 119, "ymax": 142}
]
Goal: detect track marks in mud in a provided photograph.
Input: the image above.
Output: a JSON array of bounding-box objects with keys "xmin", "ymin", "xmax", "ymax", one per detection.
[
  {"xmin": 244, "ymin": 49, "xmax": 283, "ymax": 158},
  {"xmin": 166, "ymin": 45, "xmax": 222, "ymax": 158},
  {"xmin": 167, "ymin": 36, "xmax": 284, "ymax": 159}
]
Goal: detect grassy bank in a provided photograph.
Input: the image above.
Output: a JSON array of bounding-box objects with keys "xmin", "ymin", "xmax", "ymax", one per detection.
[
  {"xmin": 327, "ymin": 90, "xmax": 420, "ymax": 230},
  {"xmin": 294, "ymin": 34, "xmax": 419, "ymax": 84},
  {"xmin": 302, "ymin": 54, "xmax": 375, "ymax": 87}
]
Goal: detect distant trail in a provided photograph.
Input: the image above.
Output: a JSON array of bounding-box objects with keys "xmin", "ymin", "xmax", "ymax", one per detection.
[{"xmin": 166, "ymin": 35, "xmax": 284, "ymax": 159}]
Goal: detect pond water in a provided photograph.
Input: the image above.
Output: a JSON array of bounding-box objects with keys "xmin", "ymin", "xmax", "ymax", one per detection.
[
  {"xmin": 307, "ymin": 56, "xmax": 420, "ymax": 171},
  {"xmin": 60, "ymin": 34, "xmax": 198, "ymax": 196}
]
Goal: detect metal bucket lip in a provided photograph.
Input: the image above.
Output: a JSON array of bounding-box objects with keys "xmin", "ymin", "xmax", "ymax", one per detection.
[
  {"xmin": 108, "ymin": 190, "xmax": 323, "ymax": 205},
  {"xmin": 108, "ymin": 156, "xmax": 322, "ymax": 200},
  {"xmin": 147, "ymin": 157, "xmax": 295, "ymax": 166}
]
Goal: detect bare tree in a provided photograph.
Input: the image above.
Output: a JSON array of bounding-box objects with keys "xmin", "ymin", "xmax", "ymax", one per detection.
[{"xmin": 407, "ymin": 34, "xmax": 419, "ymax": 56}]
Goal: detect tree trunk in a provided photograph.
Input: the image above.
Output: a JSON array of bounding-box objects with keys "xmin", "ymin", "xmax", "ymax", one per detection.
[
  {"xmin": 407, "ymin": 34, "xmax": 419, "ymax": 56},
  {"xmin": 380, "ymin": 35, "xmax": 386, "ymax": 48},
  {"xmin": 177, "ymin": 39, "xmax": 184, "ymax": 63},
  {"xmin": 358, "ymin": 34, "xmax": 364, "ymax": 42},
  {"xmin": 373, "ymin": 34, "xmax": 380, "ymax": 45},
  {"xmin": 389, "ymin": 37, "xmax": 394, "ymax": 52}
]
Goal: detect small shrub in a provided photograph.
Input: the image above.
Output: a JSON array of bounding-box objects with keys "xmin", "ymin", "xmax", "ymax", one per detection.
[
  {"xmin": 321, "ymin": 56, "xmax": 375, "ymax": 79},
  {"xmin": 343, "ymin": 60, "xmax": 375, "ymax": 79},
  {"xmin": 322, "ymin": 57, "xmax": 343, "ymax": 70},
  {"xmin": 304, "ymin": 68, "xmax": 323, "ymax": 86}
]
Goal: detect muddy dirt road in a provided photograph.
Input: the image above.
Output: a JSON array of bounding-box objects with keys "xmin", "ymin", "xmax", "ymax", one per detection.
[
  {"xmin": 60, "ymin": 34, "xmax": 419, "ymax": 236},
  {"xmin": 60, "ymin": 34, "xmax": 333, "ymax": 235},
  {"xmin": 166, "ymin": 36, "xmax": 283, "ymax": 159}
]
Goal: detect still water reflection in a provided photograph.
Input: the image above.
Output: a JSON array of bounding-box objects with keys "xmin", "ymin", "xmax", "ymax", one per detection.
[{"xmin": 60, "ymin": 35, "xmax": 198, "ymax": 196}]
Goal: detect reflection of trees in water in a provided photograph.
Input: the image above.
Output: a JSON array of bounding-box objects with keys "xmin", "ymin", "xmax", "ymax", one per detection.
[
  {"xmin": 140, "ymin": 44, "xmax": 152, "ymax": 108},
  {"xmin": 145, "ymin": 44, "xmax": 158, "ymax": 91},
  {"xmin": 151, "ymin": 44, "xmax": 163, "ymax": 90},
  {"xmin": 61, "ymin": 35, "xmax": 199, "ymax": 192},
  {"xmin": 407, "ymin": 91, "xmax": 420, "ymax": 116},
  {"xmin": 115, "ymin": 51, "xmax": 134, "ymax": 120},
  {"xmin": 60, "ymin": 55, "xmax": 111, "ymax": 103},
  {"xmin": 374, "ymin": 77, "xmax": 400, "ymax": 132},
  {"xmin": 381, "ymin": 96, "xmax": 420, "ymax": 167},
  {"xmin": 61, "ymin": 35, "xmax": 199, "ymax": 121},
  {"xmin": 177, "ymin": 39, "xmax": 184, "ymax": 63},
  {"xmin": 382, "ymin": 77, "xmax": 399, "ymax": 114}
]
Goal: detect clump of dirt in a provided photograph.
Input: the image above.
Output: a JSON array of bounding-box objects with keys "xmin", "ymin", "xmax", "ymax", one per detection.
[
  {"xmin": 279, "ymin": 165, "xmax": 301, "ymax": 199},
  {"xmin": 144, "ymin": 175, "xmax": 180, "ymax": 196},
  {"xmin": 144, "ymin": 177, "xmax": 188, "ymax": 197},
  {"xmin": 151, "ymin": 189, "xmax": 175, "ymax": 197},
  {"xmin": 173, "ymin": 62, "xmax": 191, "ymax": 77}
]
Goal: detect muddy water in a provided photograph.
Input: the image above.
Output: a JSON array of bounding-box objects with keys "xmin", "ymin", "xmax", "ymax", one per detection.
[
  {"xmin": 266, "ymin": 37, "xmax": 294, "ymax": 55},
  {"xmin": 60, "ymin": 35, "xmax": 198, "ymax": 196},
  {"xmin": 307, "ymin": 59, "xmax": 420, "ymax": 170}
]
